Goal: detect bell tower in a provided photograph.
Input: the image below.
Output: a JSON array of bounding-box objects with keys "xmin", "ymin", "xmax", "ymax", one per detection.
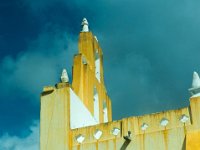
[
  {"xmin": 72, "ymin": 18, "xmax": 112, "ymax": 123},
  {"xmin": 40, "ymin": 18, "xmax": 112, "ymax": 150},
  {"xmin": 40, "ymin": 18, "xmax": 200, "ymax": 150}
]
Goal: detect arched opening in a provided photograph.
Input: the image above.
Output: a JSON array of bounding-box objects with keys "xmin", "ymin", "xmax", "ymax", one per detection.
[
  {"xmin": 103, "ymin": 100, "xmax": 108, "ymax": 123},
  {"xmin": 95, "ymin": 51, "xmax": 100, "ymax": 82},
  {"xmin": 93, "ymin": 87, "xmax": 99, "ymax": 123}
]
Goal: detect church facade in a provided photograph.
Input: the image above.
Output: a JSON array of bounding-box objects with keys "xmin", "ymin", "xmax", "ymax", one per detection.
[{"xmin": 40, "ymin": 18, "xmax": 200, "ymax": 150}]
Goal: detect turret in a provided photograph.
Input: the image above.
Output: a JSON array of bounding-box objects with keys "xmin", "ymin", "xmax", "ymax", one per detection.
[{"xmin": 188, "ymin": 71, "xmax": 200, "ymax": 97}]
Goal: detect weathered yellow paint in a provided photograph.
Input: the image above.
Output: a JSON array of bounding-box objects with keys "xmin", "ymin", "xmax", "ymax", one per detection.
[
  {"xmin": 72, "ymin": 31, "xmax": 112, "ymax": 123},
  {"xmin": 40, "ymin": 30, "xmax": 200, "ymax": 150},
  {"xmin": 186, "ymin": 131, "xmax": 200, "ymax": 150},
  {"xmin": 40, "ymin": 83, "xmax": 71, "ymax": 150}
]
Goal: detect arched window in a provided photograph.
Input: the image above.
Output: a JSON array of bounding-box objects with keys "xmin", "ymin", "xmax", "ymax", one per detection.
[
  {"xmin": 103, "ymin": 100, "xmax": 108, "ymax": 123},
  {"xmin": 95, "ymin": 51, "xmax": 100, "ymax": 82},
  {"xmin": 93, "ymin": 87, "xmax": 99, "ymax": 123}
]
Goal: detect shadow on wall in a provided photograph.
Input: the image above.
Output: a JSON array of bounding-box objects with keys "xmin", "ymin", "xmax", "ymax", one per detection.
[
  {"xmin": 41, "ymin": 89, "xmax": 54, "ymax": 96},
  {"xmin": 182, "ymin": 136, "xmax": 186, "ymax": 150},
  {"xmin": 120, "ymin": 140, "xmax": 131, "ymax": 150}
]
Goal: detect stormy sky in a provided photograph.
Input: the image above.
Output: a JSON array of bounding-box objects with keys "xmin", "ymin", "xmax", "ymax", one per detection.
[{"xmin": 0, "ymin": 0, "xmax": 200, "ymax": 149}]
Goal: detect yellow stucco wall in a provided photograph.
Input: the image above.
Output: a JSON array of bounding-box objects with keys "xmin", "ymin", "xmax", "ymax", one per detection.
[
  {"xmin": 71, "ymin": 105, "xmax": 195, "ymax": 150},
  {"xmin": 72, "ymin": 32, "xmax": 112, "ymax": 123},
  {"xmin": 186, "ymin": 131, "xmax": 200, "ymax": 150},
  {"xmin": 40, "ymin": 83, "xmax": 71, "ymax": 150},
  {"xmin": 40, "ymin": 31, "xmax": 200, "ymax": 150}
]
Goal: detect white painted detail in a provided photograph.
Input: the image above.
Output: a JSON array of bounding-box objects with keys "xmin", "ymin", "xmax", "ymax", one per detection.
[
  {"xmin": 95, "ymin": 58, "xmax": 100, "ymax": 82},
  {"xmin": 141, "ymin": 123, "xmax": 148, "ymax": 131},
  {"xmin": 82, "ymin": 56, "xmax": 87, "ymax": 65},
  {"xmin": 81, "ymin": 18, "xmax": 89, "ymax": 32},
  {"xmin": 93, "ymin": 129, "xmax": 102, "ymax": 140},
  {"xmin": 103, "ymin": 101, "xmax": 108, "ymax": 123},
  {"xmin": 93, "ymin": 88, "xmax": 99, "ymax": 123},
  {"xmin": 160, "ymin": 118, "xmax": 169, "ymax": 127},
  {"xmin": 94, "ymin": 36, "xmax": 98, "ymax": 42},
  {"xmin": 70, "ymin": 88, "xmax": 98, "ymax": 129},
  {"xmin": 112, "ymin": 128, "xmax": 120, "ymax": 136},
  {"xmin": 189, "ymin": 71, "xmax": 200, "ymax": 96},
  {"xmin": 61, "ymin": 69, "xmax": 69, "ymax": 83},
  {"xmin": 192, "ymin": 72, "xmax": 200, "ymax": 88},
  {"xmin": 76, "ymin": 134, "xmax": 85, "ymax": 143},
  {"xmin": 103, "ymin": 108, "xmax": 108, "ymax": 123},
  {"xmin": 180, "ymin": 115, "xmax": 189, "ymax": 123},
  {"xmin": 192, "ymin": 93, "xmax": 200, "ymax": 98}
]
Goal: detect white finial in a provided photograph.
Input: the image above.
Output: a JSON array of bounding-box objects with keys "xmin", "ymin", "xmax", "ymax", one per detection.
[
  {"xmin": 61, "ymin": 69, "xmax": 69, "ymax": 83},
  {"xmin": 81, "ymin": 18, "xmax": 89, "ymax": 32},
  {"xmin": 188, "ymin": 71, "xmax": 200, "ymax": 96},
  {"xmin": 192, "ymin": 72, "xmax": 200, "ymax": 88}
]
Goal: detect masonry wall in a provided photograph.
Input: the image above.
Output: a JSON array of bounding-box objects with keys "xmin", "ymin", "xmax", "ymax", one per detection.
[
  {"xmin": 40, "ymin": 93, "xmax": 200, "ymax": 150},
  {"xmin": 71, "ymin": 96, "xmax": 200, "ymax": 150},
  {"xmin": 72, "ymin": 32, "xmax": 112, "ymax": 123},
  {"xmin": 40, "ymin": 28, "xmax": 200, "ymax": 150},
  {"xmin": 40, "ymin": 83, "xmax": 71, "ymax": 150},
  {"xmin": 186, "ymin": 96, "xmax": 200, "ymax": 150}
]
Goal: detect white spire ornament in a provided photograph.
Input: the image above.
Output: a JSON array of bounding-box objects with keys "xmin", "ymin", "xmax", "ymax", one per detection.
[
  {"xmin": 188, "ymin": 71, "xmax": 200, "ymax": 97},
  {"xmin": 192, "ymin": 72, "xmax": 200, "ymax": 88},
  {"xmin": 81, "ymin": 18, "xmax": 89, "ymax": 32},
  {"xmin": 61, "ymin": 69, "xmax": 69, "ymax": 83}
]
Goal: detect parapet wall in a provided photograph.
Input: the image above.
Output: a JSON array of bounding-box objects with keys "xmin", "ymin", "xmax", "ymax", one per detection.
[
  {"xmin": 40, "ymin": 19, "xmax": 200, "ymax": 150},
  {"xmin": 40, "ymin": 82, "xmax": 200, "ymax": 150},
  {"xmin": 71, "ymin": 97, "xmax": 200, "ymax": 150}
]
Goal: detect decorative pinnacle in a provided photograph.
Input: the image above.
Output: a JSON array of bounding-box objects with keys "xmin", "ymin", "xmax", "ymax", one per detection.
[
  {"xmin": 81, "ymin": 18, "xmax": 89, "ymax": 32},
  {"xmin": 61, "ymin": 69, "xmax": 69, "ymax": 83},
  {"xmin": 192, "ymin": 71, "xmax": 200, "ymax": 88},
  {"xmin": 188, "ymin": 71, "xmax": 200, "ymax": 96}
]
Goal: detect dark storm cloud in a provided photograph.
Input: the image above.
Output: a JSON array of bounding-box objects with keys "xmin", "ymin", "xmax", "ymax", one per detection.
[
  {"xmin": 0, "ymin": 0, "xmax": 39, "ymax": 58},
  {"xmin": 1, "ymin": 0, "xmax": 200, "ymax": 146},
  {"xmin": 89, "ymin": 0, "xmax": 200, "ymax": 119},
  {"xmin": 0, "ymin": 24, "xmax": 77, "ymax": 135}
]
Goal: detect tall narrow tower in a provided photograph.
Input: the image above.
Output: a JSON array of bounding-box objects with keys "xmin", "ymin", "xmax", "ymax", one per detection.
[
  {"xmin": 72, "ymin": 18, "xmax": 112, "ymax": 123},
  {"xmin": 40, "ymin": 18, "xmax": 112, "ymax": 150},
  {"xmin": 40, "ymin": 18, "xmax": 200, "ymax": 150}
]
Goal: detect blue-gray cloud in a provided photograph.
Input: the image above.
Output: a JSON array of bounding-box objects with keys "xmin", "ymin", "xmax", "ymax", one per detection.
[
  {"xmin": 95, "ymin": 0, "xmax": 200, "ymax": 118},
  {"xmin": 0, "ymin": 23, "xmax": 77, "ymax": 135},
  {"xmin": 1, "ymin": 0, "xmax": 200, "ymax": 143},
  {"xmin": 0, "ymin": 121, "xmax": 39, "ymax": 150}
]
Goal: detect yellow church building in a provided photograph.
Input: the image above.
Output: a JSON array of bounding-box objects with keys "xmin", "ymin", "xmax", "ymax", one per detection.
[{"xmin": 40, "ymin": 18, "xmax": 200, "ymax": 150}]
